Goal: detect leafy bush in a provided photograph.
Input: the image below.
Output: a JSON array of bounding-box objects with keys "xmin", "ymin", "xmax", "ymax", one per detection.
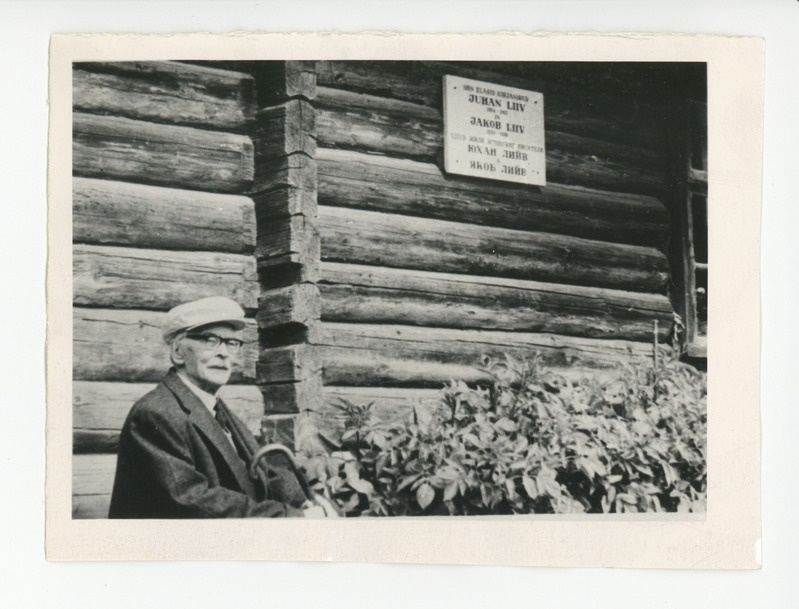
[{"xmin": 296, "ymin": 347, "xmax": 706, "ymax": 516}]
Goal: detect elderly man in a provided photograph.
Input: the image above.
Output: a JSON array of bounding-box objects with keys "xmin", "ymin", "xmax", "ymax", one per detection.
[{"xmin": 109, "ymin": 296, "xmax": 335, "ymax": 518}]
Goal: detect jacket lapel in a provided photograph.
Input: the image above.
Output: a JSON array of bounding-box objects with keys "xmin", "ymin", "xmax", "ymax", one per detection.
[{"xmin": 162, "ymin": 371, "xmax": 257, "ymax": 498}]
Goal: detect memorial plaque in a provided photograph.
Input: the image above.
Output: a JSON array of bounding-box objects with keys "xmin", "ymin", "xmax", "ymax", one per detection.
[{"xmin": 443, "ymin": 75, "xmax": 545, "ymax": 185}]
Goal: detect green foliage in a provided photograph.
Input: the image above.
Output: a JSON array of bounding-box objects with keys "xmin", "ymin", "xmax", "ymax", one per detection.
[{"xmin": 296, "ymin": 348, "xmax": 707, "ymax": 516}]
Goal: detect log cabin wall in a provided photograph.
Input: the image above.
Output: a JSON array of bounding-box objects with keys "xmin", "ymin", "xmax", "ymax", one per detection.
[
  {"xmin": 254, "ymin": 61, "xmax": 679, "ymax": 446},
  {"xmin": 70, "ymin": 60, "xmax": 693, "ymax": 517},
  {"xmin": 71, "ymin": 61, "xmax": 262, "ymax": 518}
]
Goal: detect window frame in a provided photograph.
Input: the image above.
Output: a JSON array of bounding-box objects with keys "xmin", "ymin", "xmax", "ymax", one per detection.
[{"xmin": 670, "ymin": 97, "xmax": 708, "ymax": 360}]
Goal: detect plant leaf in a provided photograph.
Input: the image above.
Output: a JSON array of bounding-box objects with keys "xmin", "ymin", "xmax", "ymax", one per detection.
[
  {"xmin": 443, "ymin": 481, "xmax": 459, "ymax": 502},
  {"xmin": 348, "ymin": 478, "xmax": 374, "ymax": 495},
  {"xmin": 504, "ymin": 477, "xmax": 517, "ymax": 499},
  {"xmin": 522, "ymin": 475, "xmax": 538, "ymax": 499},
  {"xmin": 397, "ymin": 474, "xmax": 422, "ymax": 492},
  {"xmin": 416, "ymin": 483, "xmax": 435, "ymax": 509},
  {"xmin": 496, "ymin": 417, "xmax": 517, "ymax": 432},
  {"xmin": 462, "ymin": 433, "xmax": 482, "ymax": 448}
]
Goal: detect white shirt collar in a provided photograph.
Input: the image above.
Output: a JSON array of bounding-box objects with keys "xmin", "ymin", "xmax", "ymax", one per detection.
[{"xmin": 176, "ymin": 370, "xmax": 219, "ymax": 413}]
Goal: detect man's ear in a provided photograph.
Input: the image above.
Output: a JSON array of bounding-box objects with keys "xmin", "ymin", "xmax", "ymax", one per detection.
[{"xmin": 170, "ymin": 337, "xmax": 186, "ymax": 366}]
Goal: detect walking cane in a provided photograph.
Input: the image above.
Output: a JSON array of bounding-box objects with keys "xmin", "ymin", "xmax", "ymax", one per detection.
[{"xmin": 248, "ymin": 443, "xmax": 315, "ymax": 502}]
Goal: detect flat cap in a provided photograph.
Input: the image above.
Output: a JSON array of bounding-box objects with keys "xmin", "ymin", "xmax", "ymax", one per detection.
[{"xmin": 162, "ymin": 296, "xmax": 246, "ymax": 343}]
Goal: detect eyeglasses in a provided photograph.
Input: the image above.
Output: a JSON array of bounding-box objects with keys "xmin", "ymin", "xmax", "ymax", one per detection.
[{"xmin": 184, "ymin": 333, "xmax": 245, "ymax": 353}]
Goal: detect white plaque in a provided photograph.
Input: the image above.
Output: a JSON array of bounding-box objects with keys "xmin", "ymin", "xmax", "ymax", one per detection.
[{"xmin": 443, "ymin": 75, "xmax": 545, "ymax": 185}]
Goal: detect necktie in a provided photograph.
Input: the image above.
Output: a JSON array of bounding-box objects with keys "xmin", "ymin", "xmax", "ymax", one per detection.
[
  {"xmin": 213, "ymin": 399, "xmax": 227, "ymax": 428},
  {"xmin": 214, "ymin": 399, "xmax": 238, "ymax": 450}
]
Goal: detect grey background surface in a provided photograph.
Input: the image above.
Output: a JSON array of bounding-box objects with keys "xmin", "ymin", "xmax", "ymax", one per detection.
[{"xmin": 4, "ymin": 0, "xmax": 796, "ymax": 607}]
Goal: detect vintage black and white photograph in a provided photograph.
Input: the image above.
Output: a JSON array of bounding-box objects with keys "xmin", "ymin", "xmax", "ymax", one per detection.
[
  {"xmin": 69, "ymin": 57, "xmax": 709, "ymax": 520},
  {"xmin": 42, "ymin": 31, "xmax": 763, "ymax": 569}
]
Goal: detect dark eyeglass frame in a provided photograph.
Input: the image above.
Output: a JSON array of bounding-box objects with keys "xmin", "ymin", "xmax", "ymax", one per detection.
[{"xmin": 184, "ymin": 333, "xmax": 245, "ymax": 352}]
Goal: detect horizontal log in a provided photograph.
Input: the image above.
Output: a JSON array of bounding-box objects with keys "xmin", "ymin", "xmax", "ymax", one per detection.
[
  {"xmin": 485, "ymin": 61, "xmax": 703, "ymax": 98},
  {"xmin": 318, "ymin": 206, "xmax": 670, "ymax": 292},
  {"xmin": 73, "ymin": 178, "xmax": 256, "ymax": 253},
  {"xmin": 315, "ymin": 61, "xmax": 666, "ymax": 152},
  {"xmin": 253, "ymin": 185, "xmax": 317, "ymax": 224},
  {"xmin": 74, "ymin": 382, "xmax": 265, "ymax": 433},
  {"xmin": 258, "ymin": 344, "xmax": 321, "ymax": 386},
  {"xmin": 315, "ymin": 87, "xmax": 441, "ymax": 160},
  {"xmin": 73, "ymin": 113, "xmax": 254, "ymax": 193},
  {"xmin": 316, "ymin": 323, "xmax": 654, "ymax": 388},
  {"xmin": 316, "ymin": 84, "xmax": 440, "ymax": 122},
  {"xmin": 314, "ymin": 386, "xmax": 443, "ymax": 442},
  {"xmin": 315, "ymin": 87, "xmax": 665, "ymax": 195},
  {"xmin": 177, "ymin": 60, "xmax": 256, "ymax": 74},
  {"xmin": 73, "ymin": 244, "xmax": 258, "ymax": 312},
  {"xmin": 73, "ymin": 61, "xmax": 256, "ymax": 132},
  {"xmin": 260, "ymin": 323, "xmax": 653, "ymax": 390},
  {"xmin": 252, "ymin": 61, "xmax": 317, "ymax": 105},
  {"xmin": 260, "ymin": 378, "xmax": 324, "ymax": 415},
  {"xmin": 73, "ymin": 453, "xmax": 116, "ymax": 496},
  {"xmin": 252, "ymin": 99, "xmax": 315, "ymax": 164},
  {"xmin": 258, "ymin": 284, "xmax": 320, "ymax": 331},
  {"xmin": 316, "ymin": 85, "xmax": 662, "ymax": 166},
  {"xmin": 545, "ymin": 146, "xmax": 665, "ymax": 196},
  {"xmin": 323, "ymin": 386, "xmax": 442, "ymax": 415},
  {"xmin": 277, "ymin": 389, "xmax": 443, "ymax": 452},
  {"xmin": 256, "ymin": 214, "xmax": 321, "ymax": 283},
  {"xmin": 73, "ymin": 454, "xmax": 115, "ymax": 518},
  {"xmin": 257, "ymin": 258, "xmax": 319, "ymax": 290},
  {"xmin": 73, "ymin": 307, "xmax": 258, "ymax": 383},
  {"xmin": 316, "ymin": 61, "xmax": 451, "ymax": 106},
  {"xmin": 249, "ymin": 154, "xmax": 318, "ymax": 240},
  {"xmin": 318, "ymin": 262, "xmax": 672, "ymax": 342},
  {"xmin": 73, "ymin": 381, "xmax": 265, "ymax": 453},
  {"xmin": 262, "ymin": 382, "xmax": 441, "ymax": 422},
  {"xmin": 546, "ymin": 130, "xmax": 663, "ymax": 171},
  {"xmin": 257, "ymin": 214, "xmax": 317, "ymax": 260},
  {"xmin": 318, "ymin": 323, "xmax": 655, "ymax": 362},
  {"xmin": 73, "ymin": 493, "xmax": 111, "ymax": 519},
  {"xmin": 317, "ymin": 148, "xmax": 668, "ymax": 248},
  {"xmin": 251, "ymin": 153, "xmax": 317, "ymax": 202},
  {"xmin": 74, "ymin": 430, "xmax": 119, "ymax": 454}
]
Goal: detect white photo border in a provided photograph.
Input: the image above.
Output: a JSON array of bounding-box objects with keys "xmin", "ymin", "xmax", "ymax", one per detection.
[{"xmin": 46, "ymin": 32, "xmax": 763, "ymax": 567}]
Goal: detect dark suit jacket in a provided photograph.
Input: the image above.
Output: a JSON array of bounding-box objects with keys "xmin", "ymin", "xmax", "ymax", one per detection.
[{"xmin": 109, "ymin": 370, "xmax": 305, "ymax": 518}]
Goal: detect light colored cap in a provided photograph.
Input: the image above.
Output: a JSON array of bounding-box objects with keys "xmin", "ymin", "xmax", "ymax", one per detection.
[{"xmin": 162, "ymin": 296, "xmax": 246, "ymax": 343}]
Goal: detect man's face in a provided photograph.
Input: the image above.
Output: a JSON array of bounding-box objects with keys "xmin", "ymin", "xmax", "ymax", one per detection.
[{"xmin": 173, "ymin": 323, "xmax": 242, "ymax": 394}]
